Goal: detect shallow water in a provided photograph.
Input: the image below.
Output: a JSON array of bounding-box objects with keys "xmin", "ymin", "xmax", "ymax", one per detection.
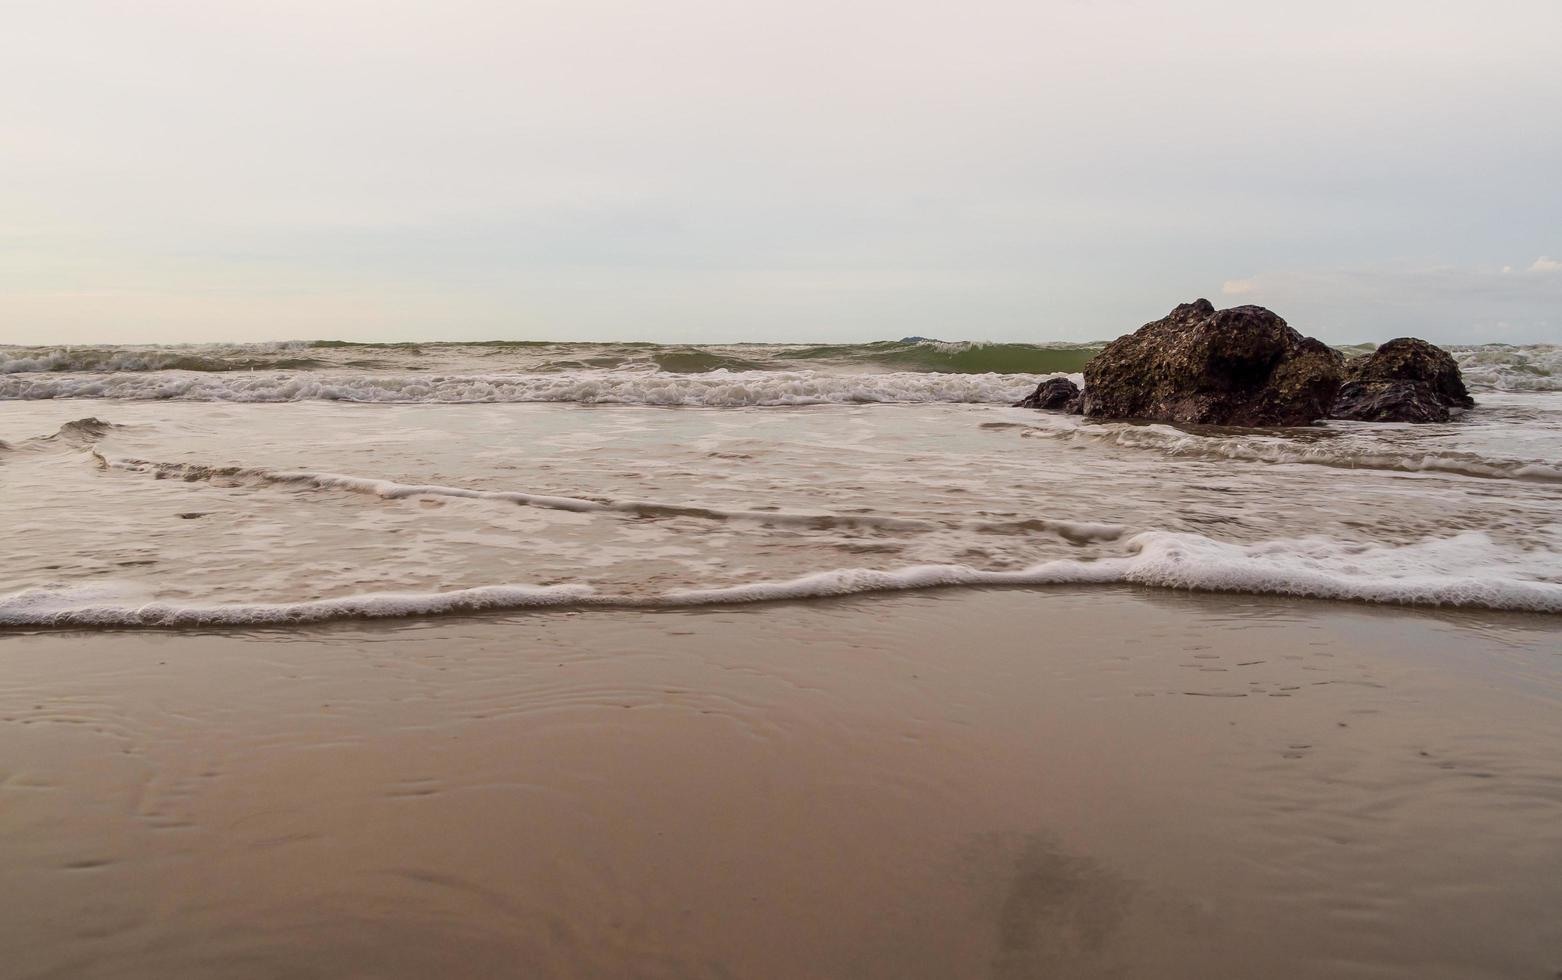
[{"xmin": 2, "ymin": 387, "xmax": 1561, "ymax": 623}]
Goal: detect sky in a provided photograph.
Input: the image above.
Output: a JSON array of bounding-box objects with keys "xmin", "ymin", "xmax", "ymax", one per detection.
[{"xmin": 3, "ymin": 0, "xmax": 1560, "ymax": 345}]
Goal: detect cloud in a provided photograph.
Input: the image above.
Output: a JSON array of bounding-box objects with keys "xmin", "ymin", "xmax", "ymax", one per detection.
[
  {"xmin": 3, "ymin": 0, "xmax": 1561, "ymax": 343},
  {"xmin": 1530, "ymin": 256, "xmax": 1562, "ymax": 273}
]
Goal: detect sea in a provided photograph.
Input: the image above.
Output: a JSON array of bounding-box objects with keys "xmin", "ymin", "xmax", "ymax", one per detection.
[{"xmin": 2, "ymin": 338, "xmax": 1560, "ymax": 625}]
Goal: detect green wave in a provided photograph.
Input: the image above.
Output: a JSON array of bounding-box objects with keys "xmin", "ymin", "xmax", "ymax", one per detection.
[
  {"xmin": 5, "ymin": 351, "xmax": 331, "ymax": 373},
  {"xmin": 651, "ymin": 350, "xmax": 767, "ymax": 373},
  {"xmin": 296, "ymin": 339, "xmax": 1473, "ymax": 377},
  {"xmin": 789, "ymin": 341, "xmax": 1101, "ymax": 375}
]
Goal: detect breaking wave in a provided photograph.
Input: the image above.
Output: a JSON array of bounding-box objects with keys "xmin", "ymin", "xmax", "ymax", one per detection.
[
  {"xmin": 4, "ymin": 528, "xmax": 1558, "ymax": 627},
  {"xmin": 0, "ymin": 369, "xmax": 1049, "ymax": 405},
  {"xmin": 788, "ymin": 341, "xmax": 1103, "ymax": 375},
  {"xmin": 0, "ymin": 417, "xmax": 126, "ymax": 453},
  {"xmin": 1451, "ymin": 344, "xmax": 1562, "ymax": 392},
  {"xmin": 5, "ymin": 339, "xmax": 1558, "ymax": 391},
  {"xmin": 0, "ymin": 346, "xmax": 326, "ymax": 374}
]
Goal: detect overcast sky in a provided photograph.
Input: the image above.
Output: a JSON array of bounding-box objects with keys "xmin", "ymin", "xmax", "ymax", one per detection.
[{"xmin": 3, "ymin": 0, "xmax": 1559, "ymax": 345}]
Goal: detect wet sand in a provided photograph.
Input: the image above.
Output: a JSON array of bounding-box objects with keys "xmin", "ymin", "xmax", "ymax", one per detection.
[{"xmin": 3, "ymin": 587, "xmax": 1561, "ymax": 979}]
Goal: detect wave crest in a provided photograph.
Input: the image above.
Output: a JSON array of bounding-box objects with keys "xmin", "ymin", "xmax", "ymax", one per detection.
[
  {"xmin": 0, "ymin": 346, "xmax": 325, "ymax": 374},
  {"xmin": 5, "ymin": 529, "xmax": 1557, "ymax": 628},
  {"xmin": 1, "ymin": 369, "xmax": 1050, "ymax": 405},
  {"xmin": 1452, "ymin": 344, "xmax": 1562, "ymax": 392},
  {"xmin": 5, "ymin": 340, "xmax": 1559, "ymax": 391}
]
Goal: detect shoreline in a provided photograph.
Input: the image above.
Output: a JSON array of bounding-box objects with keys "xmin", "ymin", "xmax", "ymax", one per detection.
[{"xmin": 9, "ymin": 559, "xmax": 1562, "ymax": 629}]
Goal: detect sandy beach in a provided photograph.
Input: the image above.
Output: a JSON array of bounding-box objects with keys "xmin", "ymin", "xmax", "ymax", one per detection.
[
  {"xmin": 5, "ymin": 588, "xmax": 1560, "ymax": 979},
  {"xmin": 8, "ymin": 1, "xmax": 1562, "ymax": 974}
]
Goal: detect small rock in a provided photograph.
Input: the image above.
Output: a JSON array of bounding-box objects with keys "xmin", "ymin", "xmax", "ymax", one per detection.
[
  {"xmin": 1330, "ymin": 337, "xmax": 1473, "ymax": 422},
  {"xmin": 1331, "ymin": 380, "xmax": 1451, "ymax": 423},
  {"xmin": 1014, "ymin": 377, "xmax": 1081, "ymax": 411}
]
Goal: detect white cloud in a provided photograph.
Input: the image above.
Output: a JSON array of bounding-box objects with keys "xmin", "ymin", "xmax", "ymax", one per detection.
[{"xmin": 1529, "ymin": 256, "xmax": 1562, "ymax": 273}]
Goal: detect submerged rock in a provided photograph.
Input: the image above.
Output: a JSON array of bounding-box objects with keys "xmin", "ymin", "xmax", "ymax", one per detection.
[
  {"xmin": 1331, "ymin": 338, "xmax": 1474, "ymax": 423},
  {"xmin": 1014, "ymin": 377, "xmax": 1081, "ymax": 411},
  {"xmin": 1080, "ymin": 300, "xmax": 1344, "ymax": 427}
]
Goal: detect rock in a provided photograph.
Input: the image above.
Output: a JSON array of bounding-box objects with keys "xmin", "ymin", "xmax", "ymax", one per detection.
[
  {"xmin": 1080, "ymin": 300, "xmax": 1344, "ymax": 427},
  {"xmin": 1330, "ymin": 338, "xmax": 1473, "ymax": 422},
  {"xmin": 1014, "ymin": 377, "xmax": 1081, "ymax": 411},
  {"xmin": 1330, "ymin": 380, "xmax": 1452, "ymax": 423}
]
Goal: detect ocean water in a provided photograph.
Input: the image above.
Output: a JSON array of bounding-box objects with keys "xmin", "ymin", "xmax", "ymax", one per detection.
[{"xmin": 2, "ymin": 339, "xmax": 1560, "ymax": 625}]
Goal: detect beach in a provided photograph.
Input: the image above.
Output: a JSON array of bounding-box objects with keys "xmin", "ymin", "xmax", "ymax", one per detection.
[
  {"xmin": 4, "ymin": 589, "xmax": 1560, "ymax": 979},
  {"xmin": 3, "ymin": 342, "xmax": 1561, "ymax": 977},
  {"xmin": 9, "ymin": 0, "xmax": 1562, "ymax": 972}
]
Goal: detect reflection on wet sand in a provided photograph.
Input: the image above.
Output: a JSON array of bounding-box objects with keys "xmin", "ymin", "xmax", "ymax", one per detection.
[{"xmin": 3, "ymin": 588, "xmax": 1561, "ymax": 978}]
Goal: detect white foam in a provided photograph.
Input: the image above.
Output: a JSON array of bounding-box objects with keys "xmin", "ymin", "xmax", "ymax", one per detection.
[
  {"xmin": 5, "ymin": 529, "xmax": 1558, "ymax": 627},
  {"xmin": 0, "ymin": 368, "xmax": 1045, "ymax": 406},
  {"xmin": 0, "ymin": 342, "xmax": 315, "ymax": 375},
  {"xmin": 4, "ymin": 339, "xmax": 1557, "ymax": 391},
  {"xmin": 1451, "ymin": 344, "xmax": 1562, "ymax": 392},
  {"xmin": 1017, "ymin": 417, "xmax": 1562, "ymax": 483},
  {"xmin": 0, "ymin": 582, "xmax": 595, "ymax": 627},
  {"xmin": 99, "ymin": 455, "xmax": 952, "ymax": 531},
  {"xmin": 1107, "ymin": 529, "xmax": 1562, "ymax": 610},
  {"xmin": 660, "ymin": 560, "xmax": 1122, "ymax": 604},
  {"xmin": 667, "ymin": 530, "xmax": 1562, "ymax": 611}
]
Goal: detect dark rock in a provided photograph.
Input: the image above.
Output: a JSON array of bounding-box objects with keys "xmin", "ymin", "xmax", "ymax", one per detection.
[
  {"xmin": 1331, "ymin": 380, "xmax": 1451, "ymax": 423},
  {"xmin": 1014, "ymin": 377, "xmax": 1081, "ymax": 411},
  {"xmin": 1330, "ymin": 338, "xmax": 1473, "ymax": 423},
  {"xmin": 1080, "ymin": 300, "xmax": 1344, "ymax": 427}
]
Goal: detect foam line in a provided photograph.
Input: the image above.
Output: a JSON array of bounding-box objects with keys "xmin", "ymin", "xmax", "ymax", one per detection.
[
  {"xmin": 97, "ymin": 454, "xmax": 1130, "ymax": 539},
  {"xmin": 0, "ymin": 584, "xmax": 597, "ymax": 627},
  {"xmin": 0, "ymin": 369, "xmax": 1047, "ymax": 405},
  {"xmin": 96, "ymin": 455, "xmax": 945, "ymax": 531},
  {"xmin": 1018, "ymin": 420, "xmax": 1562, "ymax": 483},
  {"xmin": 6, "ymin": 530, "xmax": 1559, "ymax": 628}
]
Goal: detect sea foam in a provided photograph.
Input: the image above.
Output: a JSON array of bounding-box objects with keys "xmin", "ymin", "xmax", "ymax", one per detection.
[
  {"xmin": 0, "ymin": 583, "xmax": 596, "ymax": 627},
  {"xmin": 98, "ymin": 455, "xmax": 952, "ymax": 531},
  {"xmin": 0, "ymin": 369, "xmax": 1047, "ymax": 406},
  {"xmin": 5, "ymin": 529, "xmax": 1557, "ymax": 627},
  {"xmin": 1452, "ymin": 344, "xmax": 1562, "ymax": 392},
  {"xmin": 4, "ymin": 340, "xmax": 1556, "ymax": 391},
  {"xmin": 1016, "ymin": 417, "xmax": 1562, "ymax": 483}
]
